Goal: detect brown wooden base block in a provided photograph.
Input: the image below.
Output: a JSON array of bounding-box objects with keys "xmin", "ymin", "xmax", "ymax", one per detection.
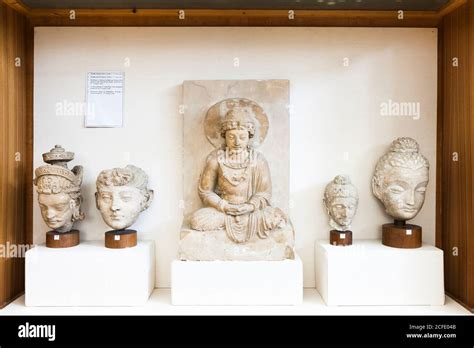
[
  {"xmin": 105, "ymin": 229, "xmax": 137, "ymax": 249},
  {"xmin": 330, "ymin": 230, "xmax": 352, "ymax": 246},
  {"xmin": 382, "ymin": 223, "xmax": 422, "ymax": 249},
  {"xmin": 46, "ymin": 230, "xmax": 80, "ymax": 248}
]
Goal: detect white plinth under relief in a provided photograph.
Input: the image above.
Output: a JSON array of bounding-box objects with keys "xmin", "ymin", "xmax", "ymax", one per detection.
[
  {"xmin": 25, "ymin": 241, "xmax": 155, "ymax": 306},
  {"xmin": 315, "ymin": 240, "xmax": 445, "ymax": 306},
  {"xmin": 171, "ymin": 255, "xmax": 303, "ymax": 305}
]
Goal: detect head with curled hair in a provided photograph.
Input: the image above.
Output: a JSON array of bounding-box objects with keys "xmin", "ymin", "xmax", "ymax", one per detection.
[
  {"xmin": 96, "ymin": 165, "xmax": 154, "ymax": 230},
  {"xmin": 34, "ymin": 166, "xmax": 85, "ymax": 233},
  {"xmin": 372, "ymin": 137, "xmax": 430, "ymax": 221},
  {"xmin": 323, "ymin": 175, "xmax": 358, "ymax": 231}
]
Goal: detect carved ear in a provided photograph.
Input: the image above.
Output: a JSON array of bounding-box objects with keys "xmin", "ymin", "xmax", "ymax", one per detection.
[
  {"xmin": 72, "ymin": 165, "xmax": 83, "ymax": 186},
  {"xmin": 95, "ymin": 192, "xmax": 99, "ymax": 210},
  {"xmin": 71, "ymin": 196, "xmax": 84, "ymax": 222},
  {"xmin": 322, "ymin": 197, "xmax": 330, "ymax": 215},
  {"xmin": 372, "ymin": 176, "xmax": 382, "ymax": 200},
  {"xmin": 141, "ymin": 189, "xmax": 154, "ymax": 211}
]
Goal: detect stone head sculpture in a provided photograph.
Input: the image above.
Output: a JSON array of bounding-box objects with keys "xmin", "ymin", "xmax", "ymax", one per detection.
[
  {"xmin": 323, "ymin": 175, "xmax": 358, "ymax": 231},
  {"xmin": 95, "ymin": 165, "xmax": 154, "ymax": 230},
  {"xmin": 372, "ymin": 137, "xmax": 429, "ymax": 221},
  {"xmin": 34, "ymin": 145, "xmax": 85, "ymax": 233},
  {"xmin": 220, "ymin": 106, "xmax": 258, "ymax": 154}
]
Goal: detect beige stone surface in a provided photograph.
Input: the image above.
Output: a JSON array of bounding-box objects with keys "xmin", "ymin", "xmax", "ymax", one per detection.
[
  {"xmin": 372, "ymin": 137, "xmax": 430, "ymax": 222},
  {"xmin": 182, "ymin": 80, "xmax": 290, "ymax": 215},
  {"xmin": 323, "ymin": 175, "xmax": 358, "ymax": 232},
  {"xmin": 34, "ymin": 145, "xmax": 85, "ymax": 233},
  {"xmin": 179, "ymin": 222, "xmax": 295, "ymax": 261},
  {"xmin": 180, "ymin": 80, "xmax": 293, "ymax": 261},
  {"xmin": 95, "ymin": 165, "xmax": 154, "ymax": 231}
]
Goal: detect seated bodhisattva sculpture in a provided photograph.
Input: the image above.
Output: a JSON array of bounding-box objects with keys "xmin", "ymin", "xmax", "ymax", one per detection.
[{"xmin": 188, "ymin": 98, "xmax": 289, "ymax": 246}]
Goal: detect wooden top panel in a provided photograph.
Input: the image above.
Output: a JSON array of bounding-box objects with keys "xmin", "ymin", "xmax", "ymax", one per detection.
[{"xmin": 21, "ymin": 0, "xmax": 451, "ymax": 11}]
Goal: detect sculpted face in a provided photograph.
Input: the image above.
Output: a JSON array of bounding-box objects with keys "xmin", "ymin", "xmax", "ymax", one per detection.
[
  {"xmin": 38, "ymin": 192, "xmax": 75, "ymax": 232},
  {"xmin": 96, "ymin": 186, "xmax": 145, "ymax": 230},
  {"xmin": 328, "ymin": 197, "xmax": 357, "ymax": 229},
  {"xmin": 323, "ymin": 175, "xmax": 358, "ymax": 231},
  {"xmin": 225, "ymin": 129, "xmax": 250, "ymax": 153},
  {"xmin": 377, "ymin": 166, "xmax": 428, "ymax": 220}
]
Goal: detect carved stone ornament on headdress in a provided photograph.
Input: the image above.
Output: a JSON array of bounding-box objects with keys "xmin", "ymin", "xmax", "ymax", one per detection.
[
  {"xmin": 204, "ymin": 98, "xmax": 269, "ymax": 148},
  {"xmin": 34, "ymin": 145, "xmax": 85, "ymax": 233}
]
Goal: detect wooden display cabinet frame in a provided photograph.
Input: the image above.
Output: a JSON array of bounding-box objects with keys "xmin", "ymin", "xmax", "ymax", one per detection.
[{"xmin": 1, "ymin": 0, "xmax": 472, "ymax": 311}]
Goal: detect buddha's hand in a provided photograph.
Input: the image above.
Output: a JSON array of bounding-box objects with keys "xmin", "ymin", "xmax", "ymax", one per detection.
[
  {"xmin": 223, "ymin": 203, "xmax": 241, "ymax": 216},
  {"xmin": 236, "ymin": 203, "xmax": 255, "ymax": 215},
  {"xmin": 223, "ymin": 203, "xmax": 254, "ymax": 216}
]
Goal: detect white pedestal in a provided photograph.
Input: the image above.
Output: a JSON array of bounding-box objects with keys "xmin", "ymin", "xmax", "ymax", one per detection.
[
  {"xmin": 25, "ymin": 241, "xmax": 155, "ymax": 306},
  {"xmin": 315, "ymin": 240, "xmax": 445, "ymax": 306},
  {"xmin": 171, "ymin": 255, "xmax": 303, "ymax": 305}
]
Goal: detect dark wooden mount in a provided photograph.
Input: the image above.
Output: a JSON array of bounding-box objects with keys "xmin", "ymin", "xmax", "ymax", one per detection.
[
  {"xmin": 382, "ymin": 221, "xmax": 422, "ymax": 249},
  {"xmin": 330, "ymin": 230, "xmax": 352, "ymax": 246},
  {"xmin": 46, "ymin": 230, "xmax": 80, "ymax": 248},
  {"xmin": 105, "ymin": 229, "xmax": 137, "ymax": 249}
]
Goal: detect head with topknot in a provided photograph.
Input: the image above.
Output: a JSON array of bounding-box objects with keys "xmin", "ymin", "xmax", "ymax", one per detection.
[
  {"xmin": 372, "ymin": 137, "xmax": 429, "ymax": 221},
  {"xmin": 323, "ymin": 175, "xmax": 358, "ymax": 231}
]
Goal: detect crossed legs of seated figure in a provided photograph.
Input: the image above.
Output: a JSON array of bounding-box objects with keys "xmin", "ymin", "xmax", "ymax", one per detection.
[{"xmin": 190, "ymin": 206, "xmax": 287, "ymax": 243}]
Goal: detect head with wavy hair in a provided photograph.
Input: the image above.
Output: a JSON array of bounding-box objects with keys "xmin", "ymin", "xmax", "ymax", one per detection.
[
  {"xmin": 372, "ymin": 137, "xmax": 429, "ymax": 221},
  {"xmin": 96, "ymin": 165, "xmax": 154, "ymax": 230}
]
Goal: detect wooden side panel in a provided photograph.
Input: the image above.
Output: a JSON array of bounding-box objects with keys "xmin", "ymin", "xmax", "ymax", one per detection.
[
  {"xmin": 436, "ymin": 21, "xmax": 444, "ymax": 250},
  {"xmin": 468, "ymin": 0, "xmax": 474, "ymax": 311},
  {"xmin": 440, "ymin": 0, "xmax": 474, "ymax": 311},
  {"xmin": 25, "ymin": 16, "xmax": 33, "ymax": 248},
  {"xmin": 0, "ymin": 3, "xmax": 29, "ymax": 309}
]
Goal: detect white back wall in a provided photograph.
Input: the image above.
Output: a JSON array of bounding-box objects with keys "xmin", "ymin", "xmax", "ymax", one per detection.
[{"xmin": 34, "ymin": 27, "xmax": 437, "ymax": 288}]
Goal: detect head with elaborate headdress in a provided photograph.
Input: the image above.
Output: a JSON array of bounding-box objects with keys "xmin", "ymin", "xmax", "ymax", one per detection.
[
  {"xmin": 219, "ymin": 102, "xmax": 259, "ymax": 153},
  {"xmin": 34, "ymin": 145, "xmax": 84, "ymax": 232},
  {"xmin": 372, "ymin": 137, "xmax": 429, "ymax": 221},
  {"xmin": 220, "ymin": 106, "xmax": 257, "ymax": 138},
  {"xmin": 323, "ymin": 175, "xmax": 358, "ymax": 231},
  {"xmin": 204, "ymin": 98, "xmax": 269, "ymax": 151}
]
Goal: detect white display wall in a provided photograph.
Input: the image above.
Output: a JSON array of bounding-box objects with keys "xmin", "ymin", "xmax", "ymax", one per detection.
[{"xmin": 34, "ymin": 27, "xmax": 437, "ymax": 288}]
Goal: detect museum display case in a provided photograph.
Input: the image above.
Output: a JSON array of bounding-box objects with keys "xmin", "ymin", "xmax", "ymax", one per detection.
[{"xmin": 0, "ymin": 0, "xmax": 473, "ymax": 314}]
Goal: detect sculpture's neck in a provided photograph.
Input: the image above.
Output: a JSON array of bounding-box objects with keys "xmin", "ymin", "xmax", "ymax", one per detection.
[
  {"xmin": 221, "ymin": 148, "xmax": 253, "ymax": 169},
  {"xmin": 329, "ymin": 218, "xmax": 350, "ymax": 232},
  {"xmin": 226, "ymin": 147, "xmax": 250, "ymax": 158},
  {"xmin": 54, "ymin": 221, "xmax": 73, "ymax": 233},
  {"xmin": 394, "ymin": 219, "xmax": 406, "ymax": 226}
]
